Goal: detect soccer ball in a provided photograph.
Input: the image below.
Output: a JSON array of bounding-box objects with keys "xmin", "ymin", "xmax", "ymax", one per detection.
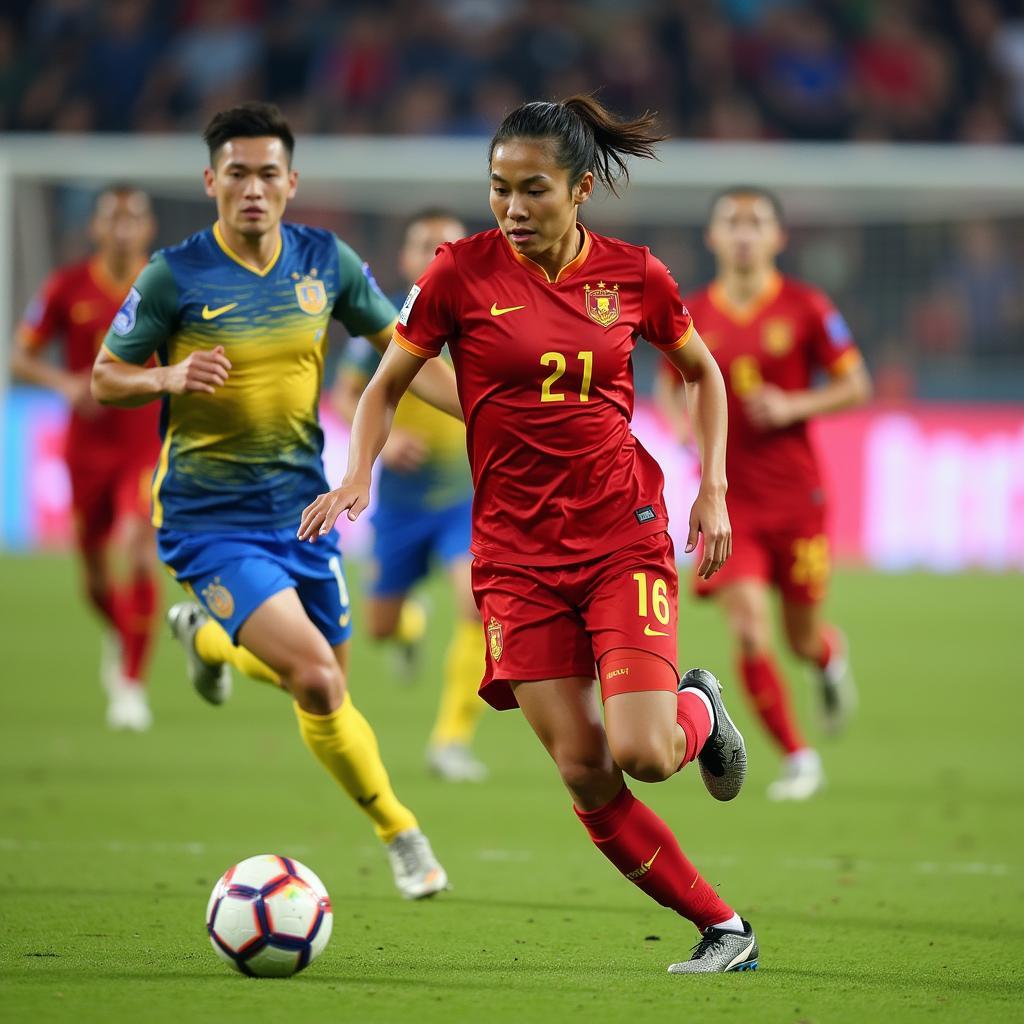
[{"xmin": 206, "ymin": 854, "xmax": 333, "ymax": 977}]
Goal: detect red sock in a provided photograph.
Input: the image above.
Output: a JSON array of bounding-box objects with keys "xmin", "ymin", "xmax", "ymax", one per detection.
[
  {"xmin": 676, "ymin": 689, "xmax": 713, "ymax": 767},
  {"xmin": 575, "ymin": 786, "xmax": 734, "ymax": 932},
  {"xmin": 814, "ymin": 627, "xmax": 837, "ymax": 671},
  {"xmin": 116, "ymin": 575, "xmax": 158, "ymax": 683},
  {"xmin": 739, "ymin": 653, "xmax": 805, "ymax": 754}
]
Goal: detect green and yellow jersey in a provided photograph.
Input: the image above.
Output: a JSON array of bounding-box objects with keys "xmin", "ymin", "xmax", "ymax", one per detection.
[
  {"xmin": 103, "ymin": 222, "xmax": 396, "ymax": 531},
  {"xmin": 342, "ymin": 330, "xmax": 471, "ymax": 511}
]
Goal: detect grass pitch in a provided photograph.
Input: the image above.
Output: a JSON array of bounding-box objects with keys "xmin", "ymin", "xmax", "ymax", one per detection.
[{"xmin": 1, "ymin": 555, "xmax": 1021, "ymax": 1023}]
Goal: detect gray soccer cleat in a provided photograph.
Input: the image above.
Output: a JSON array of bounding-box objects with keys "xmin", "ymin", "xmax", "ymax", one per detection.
[
  {"xmin": 817, "ymin": 631, "xmax": 857, "ymax": 736},
  {"xmin": 386, "ymin": 828, "xmax": 449, "ymax": 900},
  {"xmin": 426, "ymin": 743, "xmax": 489, "ymax": 783},
  {"xmin": 680, "ymin": 668, "xmax": 747, "ymax": 801},
  {"xmin": 167, "ymin": 602, "xmax": 232, "ymax": 706},
  {"xmin": 668, "ymin": 919, "xmax": 759, "ymax": 973}
]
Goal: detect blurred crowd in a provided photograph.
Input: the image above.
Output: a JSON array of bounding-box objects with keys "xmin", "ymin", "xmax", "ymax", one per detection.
[{"xmin": 2, "ymin": 0, "xmax": 1024, "ymax": 143}]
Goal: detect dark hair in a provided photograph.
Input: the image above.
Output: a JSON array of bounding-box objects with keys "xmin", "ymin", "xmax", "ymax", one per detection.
[
  {"xmin": 709, "ymin": 185, "xmax": 785, "ymax": 224},
  {"xmin": 402, "ymin": 207, "xmax": 464, "ymax": 238},
  {"xmin": 95, "ymin": 183, "xmax": 150, "ymax": 209},
  {"xmin": 489, "ymin": 94, "xmax": 665, "ymax": 196},
  {"xmin": 202, "ymin": 101, "xmax": 295, "ymax": 166}
]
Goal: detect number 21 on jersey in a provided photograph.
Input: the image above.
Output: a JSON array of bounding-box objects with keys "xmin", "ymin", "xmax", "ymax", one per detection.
[{"xmin": 540, "ymin": 351, "xmax": 593, "ymax": 403}]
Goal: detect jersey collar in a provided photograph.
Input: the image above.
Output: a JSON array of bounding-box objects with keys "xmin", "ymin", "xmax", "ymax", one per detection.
[
  {"xmin": 213, "ymin": 222, "xmax": 282, "ymax": 277},
  {"xmin": 708, "ymin": 270, "xmax": 783, "ymax": 325},
  {"xmin": 505, "ymin": 224, "xmax": 592, "ymax": 284}
]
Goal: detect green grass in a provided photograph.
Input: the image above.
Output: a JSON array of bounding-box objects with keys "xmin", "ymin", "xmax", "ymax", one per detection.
[{"xmin": 1, "ymin": 555, "xmax": 1022, "ymax": 1023}]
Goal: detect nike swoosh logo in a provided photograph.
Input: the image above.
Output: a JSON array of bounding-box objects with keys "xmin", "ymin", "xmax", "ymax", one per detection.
[
  {"xmin": 356, "ymin": 793, "xmax": 378, "ymax": 807},
  {"xmin": 644, "ymin": 624, "xmax": 670, "ymax": 637},
  {"xmin": 490, "ymin": 303, "xmax": 526, "ymax": 317},
  {"xmin": 201, "ymin": 302, "xmax": 238, "ymax": 320},
  {"xmin": 643, "ymin": 847, "xmax": 661, "ymax": 871},
  {"xmin": 338, "ymin": 612, "xmax": 351, "ymax": 628}
]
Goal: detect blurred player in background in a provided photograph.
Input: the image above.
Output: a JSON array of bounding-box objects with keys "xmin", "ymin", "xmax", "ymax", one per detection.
[
  {"xmin": 302, "ymin": 97, "xmax": 761, "ymax": 974},
  {"xmin": 334, "ymin": 209, "xmax": 487, "ymax": 783},
  {"xmin": 12, "ymin": 187, "xmax": 160, "ymax": 731},
  {"xmin": 91, "ymin": 102, "xmax": 461, "ymax": 898},
  {"xmin": 656, "ymin": 186, "xmax": 872, "ymax": 801}
]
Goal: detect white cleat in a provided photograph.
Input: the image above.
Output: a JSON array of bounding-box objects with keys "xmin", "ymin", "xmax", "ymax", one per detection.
[
  {"xmin": 386, "ymin": 828, "xmax": 449, "ymax": 899},
  {"xmin": 767, "ymin": 748, "xmax": 825, "ymax": 801},
  {"xmin": 166, "ymin": 602, "xmax": 232, "ymax": 705},
  {"xmin": 818, "ymin": 631, "xmax": 858, "ymax": 736},
  {"xmin": 106, "ymin": 679, "xmax": 153, "ymax": 732},
  {"xmin": 427, "ymin": 743, "xmax": 488, "ymax": 783}
]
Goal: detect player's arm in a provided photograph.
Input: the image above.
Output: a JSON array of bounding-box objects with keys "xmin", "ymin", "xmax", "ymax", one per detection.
[
  {"xmin": 364, "ymin": 320, "xmax": 461, "ymax": 420},
  {"xmin": 90, "ymin": 256, "xmax": 231, "ymax": 406},
  {"xmin": 653, "ymin": 358, "xmax": 693, "ymax": 448},
  {"xmin": 663, "ymin": 330, "xmax": 732, "ymax": 579},
  {"xmin": 299, "ymin": 342, "xmax": 425, "ymax": 540},
  {"xmin": 745, "ymin": 358, "xmax": 872, "ymax": 430},
  {"xmin": 11, "ymin": 331, "xmax": 96, "ymax": 412}
]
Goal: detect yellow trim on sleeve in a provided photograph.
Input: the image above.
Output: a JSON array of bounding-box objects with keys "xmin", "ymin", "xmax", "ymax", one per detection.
[
  {"xmin": 100, "ymin": 343, "xmax": 129, "ymax": 364},
  {"xmin": 213, "ymin": 222, "xmax": 282, "ymax": 277},
  {"xmin": 828, "ymin": 349, "xmax": 863, "ymax": 377},
  {"xmin": 656, "ymin": 321, "xmax": 694, "ymax": 352},
  {"xmin": 150, "ymin": 426, "xmax": 174, "ymax": 528},
  {"xmin": 393, "ymin": 330, "xmax": 438, "ymax": 360}
]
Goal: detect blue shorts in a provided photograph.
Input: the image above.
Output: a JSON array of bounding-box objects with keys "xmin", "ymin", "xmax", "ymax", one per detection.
[
  {"xmin": 369, "ymin": 497, "xmax": 472, "ymax": 597},
  {"xmin": 158, "ymin": 527, "xmax": 353, "ymax": 646}
]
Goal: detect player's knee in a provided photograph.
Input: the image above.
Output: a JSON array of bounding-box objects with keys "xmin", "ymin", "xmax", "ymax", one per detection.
[
  {"xmin": 786, "ymin": 630, "xmax": 820, "ymax": 663},
  {"xmin": 287, "ymin": 660, "xmax": 344, "ymax": 715},
  {"xmin": 733, "ymin": 620, "xmax": 769, "ymax": 658},
  {"xmin": 366, "ymin": 620, "xmax": 395, "ymax": 642},
  {"xmin": 555, "ymin": 754, "xmax": 615, "ymax": 804},
  {"xmin": 611, "ymin": 738, "xmax": 676, "ymax": 784}
]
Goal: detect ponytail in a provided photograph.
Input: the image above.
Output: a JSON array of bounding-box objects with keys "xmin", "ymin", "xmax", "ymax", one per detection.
[{"xmin": 489, "ymin": 94, "xmax": 665, "ymax": 196}]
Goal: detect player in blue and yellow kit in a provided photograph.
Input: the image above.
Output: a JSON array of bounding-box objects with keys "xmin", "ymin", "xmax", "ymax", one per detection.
[
  {"xmin": 91, "ymin": 102, "xmax": 460, "ymax": 898},
  {"xmin": 335, "ymin": 210, "xmax": 486, "ymax": 782}
]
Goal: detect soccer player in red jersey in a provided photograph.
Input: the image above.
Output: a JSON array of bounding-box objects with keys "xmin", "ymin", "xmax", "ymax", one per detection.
[
  {"xmin": 300, "ymin": 97, "xmax": 761, "ymax": 973},
  {"xmin": 656, "ymin": 186, "xmax": 872, "ymax": 801},
  {"xmin": 11, "ymin": 187, "xmax": 161, "ymax": 731}
]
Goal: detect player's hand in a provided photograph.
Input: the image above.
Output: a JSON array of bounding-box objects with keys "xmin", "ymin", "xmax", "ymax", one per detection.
[
  {"xmin": 65, "ymin": 373, "xmax": 102, "ymax": 418},
  {"xmin": 686, "ymin": 486, "xmax": 732, "ymax": 579},
  {"xmin": 164, "ymin": 345, "xmax": 232, "ymax": 395},
  {"xmin": 380, "ymin": 430, "xmax": 429, "ymax": 473},
  {"xmin": 744, "ymin": 384, "xmax": 794, "ymax": 431},
  {"xmin": 297, "ymin": 478, "xmax": 371, "ymax": 541}
]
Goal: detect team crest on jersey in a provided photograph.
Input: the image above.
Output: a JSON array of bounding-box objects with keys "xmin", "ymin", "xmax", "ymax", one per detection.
[
  {"xmin": 201, "ymin": 579, "xmax": 235, "ymax": 620},
  {"xmin": 762, "ymin": 318, "xmax": 794, "ymax": 357},
  {"xmin": 487, "ymin": 617, "xmax": 503, "ymax": 662},
  {"xmin": 584, "ymin": 282, "xmax": 620, "ymax": 327},
  {"xmin": 295, "ymin": 273, "xmax": 328, "ymax": 315}
]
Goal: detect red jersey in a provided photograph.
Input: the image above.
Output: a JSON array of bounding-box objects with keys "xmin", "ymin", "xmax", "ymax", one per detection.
[
  {"xmin": 394, "ymin": 226, "xmax": 693, "ymax": 567},
  {"xmin": 662, "ymin": 272, "xmax": 861, "ymax": 518},
  {"xmin": 17, "ymin": 259, "xmax": 160, "ymax": 460}
]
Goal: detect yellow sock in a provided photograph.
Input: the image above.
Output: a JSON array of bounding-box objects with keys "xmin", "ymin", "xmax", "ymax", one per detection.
[
  {"xmin": 294, "ymin": 694, "xmax": 418, "ymax": 843},
  {"xmin": 394, "ymin": 599, "xmax": 427, "ymax": 646},
  {"xmin": 430, "ymin": 619, "xmax": 486, "ymax": 747},
  {"xmin": 195, "ymin": 619, "xmax": 282, "ymax": 687}
]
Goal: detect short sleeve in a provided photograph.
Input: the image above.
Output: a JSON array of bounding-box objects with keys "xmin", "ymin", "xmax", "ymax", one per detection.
[
  {"xmin": 805, "ymin": 288, "xmax": 862, "ymax": 376},
  {"xmin": 640, "ymin": 251, "xmax": 694, "ymax": 352},
  {"xmin": 392, "ymin": 245, "xmax": 458, "ymax": 360},
  {"xmin": 331, "ymin": 238, "xmax": 398, "ymax": 338},
  {"xmin": 102, "ymin": 255, "xmax": 179, "ymax": 365},
  {"xmin": 341, "ymin": 334, "xmax": 381, "ymax": 380},
  {"xmin": 16, "ymin": 270, "xmax": 66, "ymax": 350}
]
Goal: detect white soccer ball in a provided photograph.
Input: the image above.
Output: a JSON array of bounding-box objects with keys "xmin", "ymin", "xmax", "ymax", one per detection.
[{"xmin": 205, "ymin": 854, "xmax": 333, "ymax": 977}]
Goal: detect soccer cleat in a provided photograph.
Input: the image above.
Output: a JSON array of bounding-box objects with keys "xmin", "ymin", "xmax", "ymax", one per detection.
[
  {"xmin": 427, "ymin": 742, "xmax": 489, "ymax": 783},
  {"xmin": 680, "ymin": 668, "xmax": 747, "ymax": 801},
  {"xmin": 817, "ymin": 631, "xmax": 857, "ymax": 736},
  {"xmin": 167, "ymin": 602, "xmax": 232, "ymax": 706},
  {"xmin": 766, "ymin": 748, "xmax": 825, "ymax": 802},
  {"xmin": 667, "ymin": 919, "xmax": 759, "ymax": 973},
  {"xmin": 106, "ymin": 679, "xmax": 153, "ymax": 732},
  {"xmin": 386, "ymin": 828, "xmax": 449, "ymax": 900}
]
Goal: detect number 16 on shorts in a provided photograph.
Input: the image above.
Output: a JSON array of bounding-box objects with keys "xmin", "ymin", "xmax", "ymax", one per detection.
[{"xmin": 633, "ymin": 571, "xmax": 673, "ymax": 638}]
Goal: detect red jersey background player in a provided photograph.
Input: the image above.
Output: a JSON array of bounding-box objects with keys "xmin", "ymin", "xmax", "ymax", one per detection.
[
  {"xmin": 301, "ymin": 97, "xmax": 762, "ymax": 974},
  {"xmin": 656, "ymin": 186, "xmax": 872, "ymax": 801},
  {"xmin": 12, "ymin": 187, "xmax": 161, "ymax": 731}
]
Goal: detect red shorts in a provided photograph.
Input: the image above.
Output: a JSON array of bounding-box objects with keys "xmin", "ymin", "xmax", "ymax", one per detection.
[
  {"xmin": 67, "ymin": 449, "xmax": 156, "ymax": 553},
  {"xmin": 694, "ymin": 502, "xmax": 830, "ymax": 605},
  {"xmin": 472, "ymin": 531, "xmax": 680, "ymax": 711}
]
